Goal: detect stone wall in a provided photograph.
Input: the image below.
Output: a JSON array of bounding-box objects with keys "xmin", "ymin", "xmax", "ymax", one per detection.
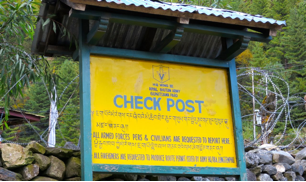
[{"xmin": 1, "ymin": 142, "xmax": 306, "ymax": 181}]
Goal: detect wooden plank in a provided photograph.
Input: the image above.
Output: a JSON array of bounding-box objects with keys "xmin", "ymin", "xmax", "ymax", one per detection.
[
  {"xmin": 69, "ymin": 0, "xmax": 283, "ymax": 31},
  {"xmin": 87, "ymin": 18, "xmax": 109, "ymax": 45},
  {"xmin": 71, "ymin": 10, "xmax": 272, "ymax": 43},
  {"xmin": 216, "ymin": 36, "xmax": 251, "ymax": 60},
  {"xmin": 227, "ymin": 38, "xmax": 247, "ymax": 181},
  {"xmin": 151, "ymin": 27, "xmax": 184, "ymax": 53},
  {"xmin": 139, "ymin": 27, "xmax": 157, "ymax": 51},
  {"xmin": 79, "ymin": 19, "xmax": 93, "ymax": 181},
  {"xmin": 93, "ymin": 164, "xmax": 241, "ymax": 176},
  {"xmin": 46, "ymin": 45, "xmax": 75, "ymax": 55},
  {"xmin": 90, "ymin": 46, "xmax": 230, "ymax": 68}
]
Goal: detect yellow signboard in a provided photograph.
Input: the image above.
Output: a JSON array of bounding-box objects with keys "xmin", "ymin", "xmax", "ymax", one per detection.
[{"xmin": 90, "ymin": 56, "xmax": 237, "ymax": 168}]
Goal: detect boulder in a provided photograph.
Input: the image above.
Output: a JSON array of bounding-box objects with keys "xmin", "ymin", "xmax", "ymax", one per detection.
[
  {"xmin": 249, "ymin": 164, "xmax": 263, "ymax": 175},
  {"xmin": 262, "ymin": 165, "xmax": 277, "ymax": 175},
  {"xmin": 65, "ymin": 157, "xmax": 81, "ymax": 178},
  {"xmin": 44, "ymin": 156, "xmax": 66, "ymax": 180},
  {"xmin": 138, "ymin": 178, "xmax": 150, "ymax": 181},
  {"xmin": 257, "ymin": 150, "xmax": 272, "ymax": 164},
  {"xmin": 245, "ymin": 152, "xmax": 260, "ymax": 168},
  {"xmin": 272, "ymin": 151, "xmax": 295, "ymax": 165},
  {"xmin": 282, "ymin": 163, "xmax": 292, "ymax": 171},
  {"xmin": 208, "ymin": 177, "xmax": 224, "ymax": 181},
  {"xmin": 274, "ymin": 163, "xmax": 286, "ymax": 173},
  {"xmin": 123, "ymin": 174, "xmax": 138, "ymax": 181},
  {"xmin": 93, "ymin": 173, "xmax": 112, "ymax": 181},
  {"xmin": 33, "ymin": 153, "xmax": 50, "ymax": 171},
  {"xmin": 150, "ymin": 176, "xmax": 176, "ymax": 181},
  {"xmin": 66, "ymin": 177, "xmax": 82, "ymax": 181},
  {"xmin": 295, "ymin": 175, "xmax": 305, "ymax": 181},
  {"xmin": 292, "ymin": 163, "xmax": 304, "ymax": 176},
  {"xmin": 19, "ymin": 164, "xmax": 39, "ymax": 180},
  {"xmin": 247, "ymin": 169, "xmax": 256, "ymax": 181},
  {"xmin": 25, "ymin": 141, "xmax": 46, "ymax": 154},
  {"xmin": 257, "ymin": 173, "xmax": 273, "ymax": 181},
  {"xmin": 272, "ymin": 172, "xmax": 284, "ymax": 181},
  {"xmin": 63, "ymin": 142, "xmax": 79, "ymax": 150},
  {"xmin": 284, "ymin": 171, "xmax": 296, "ymax": 181},
  {"xmin": 0, "ymin": 167, "xmax": 22, "ymax": 181},
  {"xmin": 224, "ymin": 177, "xmax": 236, "ymax": 181},
  {"xmin": 72, "ymin": 151, "xmax": 81, "ymax": 157},
  {"xmin": 295, "ymin": 147, "xmax": 306, "ymax": 160},
  {"xmin": 178, "ymin": 177, "xmax": 191, "ymax": 181},
  {"xmin": 32, "ymin": 176, "xmax": 58, "ymax": 181},
  {"xmin": 191, "ymin": 176, "xmax": 202, "ymax": 181},
  {"xmin": 0, "ymin": 143, "xmax": 34, "ymax": 169},
  {"xmin": 45, "ymin": 147, "xmax": 73, "ymax": 159},
  {"xmin": 202, "ymin": 178, "xmax": 210, "ymax": 181}
]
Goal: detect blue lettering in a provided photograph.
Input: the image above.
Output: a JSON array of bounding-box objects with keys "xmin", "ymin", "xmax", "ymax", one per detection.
[
  {"xmin": 154, "ymin": 97, "xmax": 161, "ymax": 111},
  {"xmin": 186, "ymin": 100, "xmax": 195, "ymax": 112},
  {"xmin": 195, "ymin": 100, "xmax": 204, "ymax": 113},
  {"xmin": 144, "ymin": 97, "xmax": 153, "ymax": 110},
  {"xmin": 135, "ymin": 96, "xmax": 143, "ymax": 109},
  {"xmin": 124, "ymin": 95, "xmax": 134, "ymax": 109},
  {"xmin": 176, "ymin": 99, "xmax": 185, "ymax": 112},
  {"xmin": 114, "ymin": 95, "xmax": 123, "ymax": 108},
  {"xmin": 167, "ymin": 98, "xmax": 174, "ymax": 111}
]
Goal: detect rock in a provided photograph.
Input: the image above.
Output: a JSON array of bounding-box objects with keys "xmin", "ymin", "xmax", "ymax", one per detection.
[
  {"xmin": 249, "ymin": 164, "xmax": 263, "ymax": 175},
  {"xmin": 19, "ymin": 164, "xmax": 39, "ymax": 180},
  {"xmin": 295, "ymin": 175, "xmax": 305, "ymax": 181},
  {"xmin": 284, "ymin": 171, "xmax": 296, "ymax": 181},
  {"xmin": 262, "ymin": 165, "xmax": 277, "ymax": 175},
  {"xmin": 178, "ymin": 177, "xmax": 191, "ymax": 181},
  {"xmin": 123, "ymin": 174, "xmax": 138, "ymax": 181},
  {"xmin": 257, "ymin": 173, "xmax": 273, "ymax": 181},
  {"xmin": 245, "ymin": 152, "xmax": 260, "ymax": 168},
  {"xmin": 272, "ymin": 151, "xmax": 295, "ymax": 165},
  {"xmin": 33, "ymin": 153, "xmax": 50, "ymax": 171},
  {"xmin": 202, "ymin": 178, "xmax": 210, "ymax": 181},
  {"xmin": 258, "ymin": 144, "xmax": 279, "ymax": 151},
  {"xmin": 0, "ymin": 143, "xmax": 34, "ymax": 169},
  {"xmin": 72, "ymin": 151, "xmax": 81, "ymax": 157},
  {"xmin": 247, "ymin": 169, "xmax": 256, "ymax": 181},
  {"xmin": 138, "ymin": 179, "xmax": 150, "ymax": 181},
  {"xmin": 281, "ymin": 177, "xmax": 288, "ymax": 181},
  {"xmin": 63, "ymin": 142, "xmax": 79, "ymax": 150},
  {"xmin": 150, "ymin": 176, "xmax": 176, "ymax": 181},
  {"xmin": 245, "ymin": 146, "xmax": 257, "ymax": 152},
  {"xmin": 65, "ymin": 157, "xmax": 81, "ymax": 178},
  {"xmin": 224, "ymin": 177, "xmax": 236, "ymax": 181},
  {"xmin": 191, "ymin": 176, "xmax": 203, "ymax": 181},
  {"xmin": 282, "ymin": 163, "xmax": 292, "ymax": 171},
  {"xmin": 32, "ymin": 176, "xmax": 58, "ymax": 181},
  {"xmin": 139, "ymin": 175, "xmax": 146, "ymax": 179},
  {"xmin": 257, "ymin": 150, "xmax": 273, "ymax": 164},
  {"xmin": 44, "ymin": 156, "xmax": 66, "ymax": 180},
  {"xmin": 93, "ymin": 173, "xmax": 112, "ymax": 181},
  {"xmin": 0, "ymin": 167, "xmax": 22, "ymax": 181},
  {"xmin": 113, "ymin": 178, "xmax": 124, "ymax": 181},
  {"xmin": 25, "ymin": 141, "xmax": 46, "ymax": 154},
  {"xmin": 45, "ymin": 147, "xmax": 73, "ymax": 159},
  {"xmin": 292, "ymin": 163, "xmax": 304, "ymax": 176},
  {"xmin": 296, "ymin": 147, "xmax": 306, "ymax": 160},
  {"xmin": 274, "ymin": 163, "xmax": 286, "ymax": 173},
  {"xmin": 272, "ymin": 172, "xmax": 284, "ymax": 181},
  {"xmin": 66, "ymin": 177, "xmax": 82, "ymax": 181}
]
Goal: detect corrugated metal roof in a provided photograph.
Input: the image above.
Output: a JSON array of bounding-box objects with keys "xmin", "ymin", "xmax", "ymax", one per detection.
[{"xmin": 95, "ymin": 0, "xmax": 286, "ymax": 26}]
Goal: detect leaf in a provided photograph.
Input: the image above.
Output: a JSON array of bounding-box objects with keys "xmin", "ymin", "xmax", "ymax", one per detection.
[
  {"xmin": 53, "ymin": 21, "xmax": 56, "ymax": 33},
  {"xmin": 42, "ymin": 18, "xmax": 50, "ymax": 27}
]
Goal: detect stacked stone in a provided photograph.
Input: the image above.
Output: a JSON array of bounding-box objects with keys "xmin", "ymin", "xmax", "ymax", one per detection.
[{"xmin": 246, "ymin": 147, "xmax": 306, "ymax": 181}]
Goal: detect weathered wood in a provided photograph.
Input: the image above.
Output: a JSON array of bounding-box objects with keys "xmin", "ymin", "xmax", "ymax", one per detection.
[
  {"xmin": 151, "ymin": 27, "xmax": 184, "ymax": 53},
  {"xmin": 216, "ymin": 36, "xmax": 251, "ymax": 60},
  {"xmin": 69, "ymin": 0, "xmax": 283, "ymax": 31},
  {"xmin": 177, "ymin": 17, "xmax": 189, "ymax": 24},
  {"xmin": 139, "ymin": 27, "xmax": 158, "ymax": 51},
  {"xmin": 71, "ymin": 10, "xmax": 272, "ymax": 43},
  {"xmin": 87, "ymin": 18, "xmax": 109, "ymax": 45}
]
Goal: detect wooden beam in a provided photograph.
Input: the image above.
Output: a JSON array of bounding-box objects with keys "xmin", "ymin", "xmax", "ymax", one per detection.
[
  {"xmin": 71, "ymin": 10, "xmax": 272, "ymax": 43},
  {"xmin": 151, "ymin": 27, "xmax": 184, "ymax": 53},
  {"xmin": 69, "ymin": 0, "xmax": 284, "ymax": 31},
  {"xmin": 216, "ymin": 36, "xmax": 251, "ymax": 60},
  {"xmin": 177, "ymin": 17, "xmax": 189, "ymax": 24},
  {"xmin": 139, "ymin": 27, "xmax": 157, "ymax": 51},
  {"xmin": 46, "ymin": 45, "xmax": 75, "ymax": 55},
  {"xmin": 87, "ymin": 18, "xmax": 109, "ymax": 45}
]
